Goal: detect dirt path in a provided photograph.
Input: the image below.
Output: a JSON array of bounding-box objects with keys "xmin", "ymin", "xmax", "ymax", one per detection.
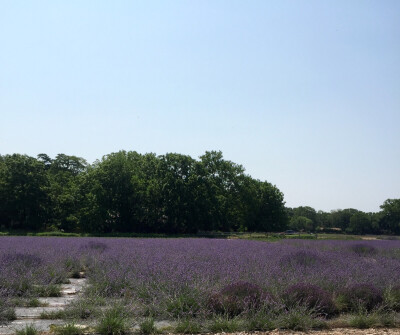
[{"xmin": 0, "ymin": 277, "xmax": 87, "ymax": 334}]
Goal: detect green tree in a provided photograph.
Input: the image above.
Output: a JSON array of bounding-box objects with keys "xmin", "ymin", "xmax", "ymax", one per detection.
[
  {"xmin": 156, "ymin": 153, "xmax": 200, "ymax": 233},
  {"xmin": 289, "ymin": 216, "xmax": 313, "ymax": 232},
  {"xmin": 199, "ymin": 151, "xmax": 246, "ymax": 231},
  {"xmin": 0, "ymin": 154, "xmax": 49, "ymax": 230},
  {"xmin": 379, "ymin": 199, "xmax": 400, "ymax": 234},
  {"xmin": 44, "ymin": 154, "xmax": 87, "ymax": 231},
  {"xmin": 329, "ymin": 208, "xmax": 360, "ymax": 231},
  {"xmin": 316, "ymin": 210, "xmax": 330, "ymax": 228},
  {"xmin": 293, "ymin": 206, "xmax": 317, "ymax": 223},
  {"xmin": 244, "ymin": 178, "xmax": 288, "ymax": 232},
  {"xmin": 79, "ymin": 151, "xmax": 145, "ymax": 233},
  {"xmin": 347, "ymin": 212, "xmax": 372, "ymax": 234}
]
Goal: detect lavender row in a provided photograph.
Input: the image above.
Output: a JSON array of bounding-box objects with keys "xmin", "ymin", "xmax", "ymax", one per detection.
[{"xmin": 1, "ymin": 237, "xmax": 400, "ymax": 317}]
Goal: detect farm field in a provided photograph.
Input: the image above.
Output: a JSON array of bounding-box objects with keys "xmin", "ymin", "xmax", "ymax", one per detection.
[{"xmin": 1, "ymin": 237, "xmax": 400, "ymax": 334}]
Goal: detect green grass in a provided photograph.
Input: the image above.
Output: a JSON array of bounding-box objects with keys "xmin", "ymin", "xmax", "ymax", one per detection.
[
  {"xmin": 0, "ymin": 308, "xmax": 17, "ymax": 322},
  {"xmin": 275, "ymin": 306, "xmax": 328, "ymax": 331},
  {"xmin": 245, "ymin": 312, "xmax": 275, "ymax": 331},
  {"xmin": 35, "ymin": 232, "xmax": 81, "ymax": 237},
  {"xmin": 1, "ymin": 230, "xmax": 398, "ymax": 242},
  {"xmin": 139, "ymin": 318, "xmax": 157, "ymax": 334},
  {"xmin": 52, "ymin": 323, "xmax": 84, "ymax": 335},
  {"xmin": 64, "ymin": 296, "xmax": 105, "ymax": 320},
  {"xmin": 175, "ymin": 319, "xmax": 202, "ymax": 334},
  {"xmin": 27, "ymin": 298, "xmax": 47, "ymax": 308},
  {"xmin": 34, "ymin": 284, "xmax": 62, "ymax": 297},
  {"xmin": 16, "ymin": 325, "xmax": 39, "ymax": 335},
  {"xmin": 40, "ymin": 310, "xmax": 65, "ymax": 319},
  {"xmin": 96, "ymin": 307, "xmax": 128, "ymax": 335},
  {"xmin": 208, "ymin": 316, "xmax": 240, "ymax": 333}
]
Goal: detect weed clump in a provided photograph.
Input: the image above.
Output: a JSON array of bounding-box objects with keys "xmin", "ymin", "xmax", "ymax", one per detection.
[
  {"xmin": 245, "ymin": 312, "xmax": 275, "ymax": 331},
  {"xmin": 209, "ymin": 316, "xmax": 240, "ymax": 333},
  {"xmin": 34, "ymin": 284, "xmax": 62, "ymax": 297},
  {"xmin": 15, "ymin": 325, "xmax": 39, "ymax": 335},
  {"xmin": 175, "ymin": 319, "xmax": 202, "ymax": 334},
  {"xmin": 139, "ymin": 318, "xmax": 157, "ymax": 334},
  {"xmin": 39, "ymin": 310, "xmax": 65, "ymax": 319},
  {"xmin": 276, "ymin": 305, "xmax": 328, "ymax": 331},
  {"xmin": 349, "ymin": 313, "xmax": 378, "ymax": 329},
  {"xmin": 166, "ymin": 292, "xmax": 200, "ymax": 318},
  {"xmin": 96, "ymin": 306, "xmax": 128, "ymax": 335},
  {"xmin": 0, "ymin": 306, "xmax": 16, "ymax": 324},
  {"xmin": 52, "ymin": 323, "xmax": 84, "ymax": 335}
]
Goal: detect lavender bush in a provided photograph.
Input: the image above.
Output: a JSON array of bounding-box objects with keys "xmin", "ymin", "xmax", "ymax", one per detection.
[
  {"xmin": 208, "ymin": 281, "xmax": 269, "ymax": 316},
  {"xmin": 283, "ymin": 283, "xmax": 336, "ymax": 316},
  {"xmin": 339, "ymin": 284, "xmax": 383, "ymax": 312}
]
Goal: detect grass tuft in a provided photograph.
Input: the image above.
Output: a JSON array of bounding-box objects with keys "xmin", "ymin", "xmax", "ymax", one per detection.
[
  {"xmin": 175, "ymin": 319, "xmax": 202, "ymax": 334},
  {"xmin": 52, "ymin": 323, "xmax": 84, "ymax": 335},
  {"xmin": 276, "ymin": 305, "xmax": 327, "ymax": 331},
  {"xmin": 349, "ymin": 313, "xmax": 377, "ymax": 329},
  {"xmin": 209, "ymin": 316, "xmax": 240, "ymax": 333},
  {"xmin": 34, "ymin": 285, "xmax": 62, "ymax": 297},
  {"xmin": 139, "ymin": 318, "xmax": 157, "ymax": 334},
  {"xmin": 40, "ymin": 310, "xmax": 65, "ymax": 319},
  {"xmin": 245, "ymin": 312, "xmax": 275, "ymax": 331},
  {"xmin": 16, "ymin": 325, "xmax": 39, "ymax": 335},
  {"xmin": 96, "ymin": 306, "xmax": 128, "ymax": 335},
  {"xmin": 64, "ymin": 296, "xmax": 104, "ymax": 320}
]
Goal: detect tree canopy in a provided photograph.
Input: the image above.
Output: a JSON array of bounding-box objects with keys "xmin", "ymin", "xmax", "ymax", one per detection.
[
  {"xmin": 1, "ymin": 151, "xmax": 397, "ymax": 235},
  {"xmin": 0, "ymin": 151, "xmax": 288, "ymax": 234}
]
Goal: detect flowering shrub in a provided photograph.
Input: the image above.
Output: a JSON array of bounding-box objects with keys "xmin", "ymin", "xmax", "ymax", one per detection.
[
  {"xmin": 283, "ymin": 283, "xmax": 336, "ymax": 316},
  {"xmin": 385, "ymin": 284, "xmax": 400, "ymax": 311},
  {"xmin": 280, "ymin": 250, "xmax": 324, "ymax": 268},
  {"xmin": 82, "ymin": 241, "xmax": 108, "ymax": 252},
  {"xmin": 1, "ymin": 237, "xmax": 400, "ymax": 322},
  {"xmin": 1, "ymin": 253, "xmax": 43, "ymax": 267},
  {"xmin": 350, "ymin": 243, "xmax": 377, "ymax": 256},
  {"xmin": 340, "ymin": 284, "xmax": 383, "ymax": 311},
  {"xmin": 208, "ymin": 281, "xmax": 269, "ymax": 316}
]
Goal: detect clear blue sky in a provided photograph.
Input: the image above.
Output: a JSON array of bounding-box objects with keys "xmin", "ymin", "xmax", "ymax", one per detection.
[{"xmin": 1, "ymin": 1, "xmax": 399, "ymax": 213}]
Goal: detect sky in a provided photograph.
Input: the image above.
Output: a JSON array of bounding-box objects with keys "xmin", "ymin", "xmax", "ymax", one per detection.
[{"xmin": 1, "ymin": 1, "xmax": 399, "ymax": 213}]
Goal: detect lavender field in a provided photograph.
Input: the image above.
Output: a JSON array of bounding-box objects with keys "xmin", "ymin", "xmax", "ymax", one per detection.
[{"xmin": 1, "ymin": 237, "xmax": 400, "ymax": 332}]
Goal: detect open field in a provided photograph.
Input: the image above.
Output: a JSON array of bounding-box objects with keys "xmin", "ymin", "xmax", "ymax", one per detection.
[{"xmin": 1, "ymin": 237, "xmax": 400, "ymax": 334}]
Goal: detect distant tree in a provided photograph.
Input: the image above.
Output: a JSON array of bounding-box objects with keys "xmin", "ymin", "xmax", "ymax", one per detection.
[
  {"xmin": 0, "ymin": 150, "xmax": 289, "ymax": 235},
  {"xmin": 347, "ymin": 212, "xmax": 372, "ymax": 234},
  {"xmin": 329, "ymin": 208, "xmax": 360, "ymax": 231},
  {"xmin": 199, "ymin": 151, "xmax": 246, "ymax": 231},
  {"xmin": 289, "ymin": 216, "xmax": 314, "ymax": 232},
  {"xmin": 0, "ymin": 154, "xmax": 49, "ymax": 230},
  {"xmin": 156, "ymin": 153, "xmax": 198, "ymax": 233},
  {"xmin": 79, "ymin": 151, "xmax": 144, "ymax": 233},
  {"xmin": 316, "ymin": 210, "xmax": 330, "ymax": 228},
  {"xmin": 45, "ymin": 154, "xmax": 87, "ymax": 231},
  {"xmin": 37, "ymin": 153, "xmax": 52, "ymax": 170},
  {"xmin": 293, "ymin": 206, "xmax": 317, "ymax": 224},
  {"xmin": 246, "ymin": 179, "xmax": 288, "ymax": 232},
  {"xmin": 379, "ymin": 199, "xmax": 400, "ymax": 235}
]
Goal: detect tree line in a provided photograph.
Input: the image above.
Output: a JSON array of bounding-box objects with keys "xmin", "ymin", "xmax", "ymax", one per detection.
[
  {"xmin": 0, "ymin": 151, "xmax": 287, "ymax": 233},
  {"xmin": 286, "ymin": 201, "xmax": 400, "ymax": 235},
  {"xmin": 0, "ymin": 151, "xmax": 398, "ymax": 235}
]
